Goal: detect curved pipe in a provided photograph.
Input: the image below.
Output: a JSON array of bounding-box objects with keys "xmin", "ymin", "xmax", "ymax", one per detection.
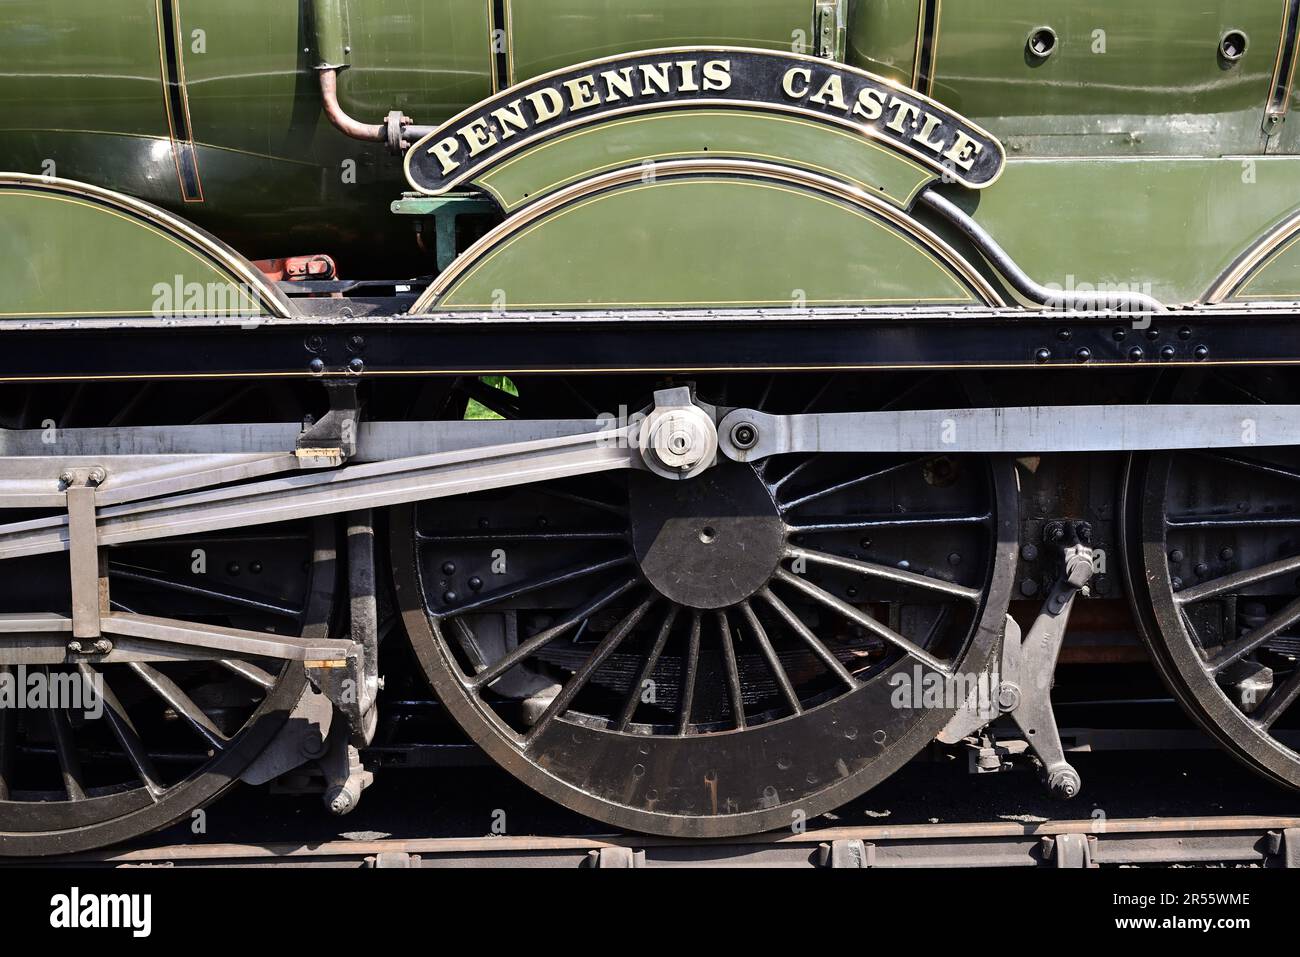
[
  {"xmin": 918, "ymin": 188, "xmax": 1165, "ymax": 315},
  {"xmin": 318, "ymin": 68, "xmax": 385, "ymax": 142}
]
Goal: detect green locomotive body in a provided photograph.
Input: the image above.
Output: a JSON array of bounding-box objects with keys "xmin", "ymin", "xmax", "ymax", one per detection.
[{"xmin": 3, "ymin": 1, "xmax": 1300, "ymax": 297}]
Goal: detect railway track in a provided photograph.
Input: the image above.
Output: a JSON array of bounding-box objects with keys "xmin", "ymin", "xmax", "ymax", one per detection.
[{"xmin": 15, "ymin": 816, "xmax": 1300, "ymax": 869}]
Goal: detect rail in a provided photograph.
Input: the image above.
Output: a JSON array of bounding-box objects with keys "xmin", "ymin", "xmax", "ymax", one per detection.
[{"xmin": 16, "ymin": 816, "xmax": 1300, "ymax": 869}]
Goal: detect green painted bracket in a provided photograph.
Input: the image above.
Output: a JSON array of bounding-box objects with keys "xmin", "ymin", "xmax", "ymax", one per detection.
[{"xmin": 390, "ymin": 192, "xmax": 498, "ymax": 271}]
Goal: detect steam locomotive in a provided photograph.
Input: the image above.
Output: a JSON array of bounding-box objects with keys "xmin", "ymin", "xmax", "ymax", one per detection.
[{"xmin": 3, "ymin": 0, "xmax": 1300, "ymax": 854}]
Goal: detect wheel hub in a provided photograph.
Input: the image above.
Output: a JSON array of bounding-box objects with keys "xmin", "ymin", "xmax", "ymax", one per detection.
[{"xmin": 629, "ymin": 460, "xmax": 785, "ymax": 610}]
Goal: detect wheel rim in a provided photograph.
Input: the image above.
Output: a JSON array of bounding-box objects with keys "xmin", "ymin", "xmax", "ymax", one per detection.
[
  {"xmin": 395, "ymin": 375, "xmax": 1017, "ymax": 836},
  {"xmin": 0, "ymin": 383, "xmax": 337, "ymax": 855},
  {"xmin": 1125, "ymin": 370, "xmax": 1300, "ymax": 789}
]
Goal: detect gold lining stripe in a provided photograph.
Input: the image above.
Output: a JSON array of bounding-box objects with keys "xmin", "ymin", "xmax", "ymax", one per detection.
[
  {"xmin": 0, "ymin": 174, "xmax": 291, "ymax": 318},
  {"xmin": 1205, "ymin": 209, "xmax": 1300, "ymax": 302},
  {"xmin": 1268, "ymin": 0, "xmax": 1300, "ymax": 116},
  {"xmin": 2, "ymin": 358, "xmax": 1297, "ymax": 387},
  {"xmin": 413, "ymin": 158, "xmax": 1002, "ymax": 313},
  {"xmin": 487, "ymin": 0, "xmax": 498, "ymax": 94},
  {"xmin": 505, "ymin": 0, "xmax": 516, "ymax": 87},
  {"xmin": 929, "ymin": 0, "xmax": 943, "ymax": 97},
  {"xmin": 483, "ymin": 109, "xmax": 934, "ymax": 211},
  {"xmin": 910, "ymin": 0, "xmax": 942, "ymax": 97},
  {"xmin": 0, "ymin": 192, "xmax": 259, "ymax": 317},
  {"xmin": 910, "ymin": 1, "xmax": 927, "ymax": 90},
  {"xmin": 153, "ymin": 0, "xmax": 204, "ymax": 203},
  {"xmin": 437, "ymin": 178, "xmax": 972, "ymax": 309}
]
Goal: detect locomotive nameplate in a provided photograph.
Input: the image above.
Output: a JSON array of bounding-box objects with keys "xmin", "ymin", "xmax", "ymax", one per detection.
[{"xmin": 405, "ymin": 47, "xmax": 1005, "ymax": 196}]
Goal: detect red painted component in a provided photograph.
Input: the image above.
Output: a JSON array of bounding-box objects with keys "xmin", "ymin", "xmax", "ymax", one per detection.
[{"xmin": 253, "ymin": 255, "xmax": 338, "ymax": 281}]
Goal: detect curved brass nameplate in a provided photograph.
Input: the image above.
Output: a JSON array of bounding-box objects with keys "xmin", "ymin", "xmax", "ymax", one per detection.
[{"xmin": 405, "ymin": 46, "xmax": 1005, "ymax": 196}]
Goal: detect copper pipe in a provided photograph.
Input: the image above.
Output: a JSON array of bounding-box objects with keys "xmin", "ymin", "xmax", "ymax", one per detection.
[{"xmin": 318, "ymin": 68, "xmax": 385, "ymax": 142}]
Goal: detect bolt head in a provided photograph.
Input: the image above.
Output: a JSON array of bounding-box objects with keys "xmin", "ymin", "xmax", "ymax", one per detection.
[
  {"xmin": 1048, "ymin": 767, "xmax": 1081, "ymax": 800},
  {"xmin": 730, "ymin": 422, "xmax": 758, "ymax": 449}
]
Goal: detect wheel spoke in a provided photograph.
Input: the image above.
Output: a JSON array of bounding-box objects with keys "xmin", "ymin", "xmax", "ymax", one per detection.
[
  {"xmin": 1174, "ymin": 553, "xmax": 1300, "ymax": 605},
  {"xmin": 86, "ymin": 665, "xmax": 164, "ymax": 798},
  {"xmin": 416, "ymin": 530, "xmax": 626, "ymax": 544},
  {"xmin": 773, "ymin": 568, "xmax": 951, "ymax": 674},
  {"xmin": 786, "ymin": 546, "xmax": 982, "ymax": 602},
  {"xmin": 678, "ymin": 611, "xmax": 702, "ymax": 735},
  {"xmin": 739, "ymin": 600, "xmax": 801, "ymax": 715},
  {"xmin": 615, "ymin": 604, "xmax": 679, "ymax": 732},
  {"xmin": 768, "ymin": 455, "xmax": 817, "ymax": 493},
  {"xmin": 780, "ymin": 457, "xmax": 927, "ymax": 512},
  {"xmin": 533, "ymin": 486, "xmax": 627, "ymax": 517},
  {"xmin": 717, "ymin": 610, "xmax": 747, "ymax": 730},
  {"xmin": 128, "ymin": 663, "xmax": 228, "ymax": 752},
  {"xmin": 789, "ymin": 513, "xmax": 990, "ymax": 534},
  {"xmin": 1167, "ymin": 514, "xmax": 1300, "ymax": 529},
  {"xmin": 108, "ymin": 563, "xmax": 302, "ymax": 619},
  {"xmin": 218, "ymin": 658, "xmax": 277, "ymax": 690},
  {"xmin": 0, "ymin": 665, "xmax": 13, "ymax": 800},
  {"xmin": 525, "ymin": 596, "xmax": 655, "ymax": 743},
  {"xmin": 456, "ymin": 377, "xmax": 523, "ymax": 419},
  {"xmin": 44, "ymin": 672, "xmax": 87, "ymax": 801},
  {"xmin": 191, "ymin": 384, "xmax": 258, "ymax": 424},
  {"xmin": 1186, "ymin": 449, "xmax": 1300, "ymax": 485},
  {"xmin": 1207, "ymin": 595, "xmax": 1300, "ymax": 673},
  {"xmin": 436, "ymin": 554, "xmax": 633, "ymax": 619},
  {"xmin": 1254, "ymin": 667, "xmax": 1300, "ymax": 729},
  {"xmin": 470, "ymin": 577, "xmax": 640, "ymax": 690},
  {"xmin": 1210, "ymin": 373, "xmax": 1269, "ymax": 405},
  {"xmin": 758, "ymin": 587, "xmax": 859, "ymax": 689}
]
